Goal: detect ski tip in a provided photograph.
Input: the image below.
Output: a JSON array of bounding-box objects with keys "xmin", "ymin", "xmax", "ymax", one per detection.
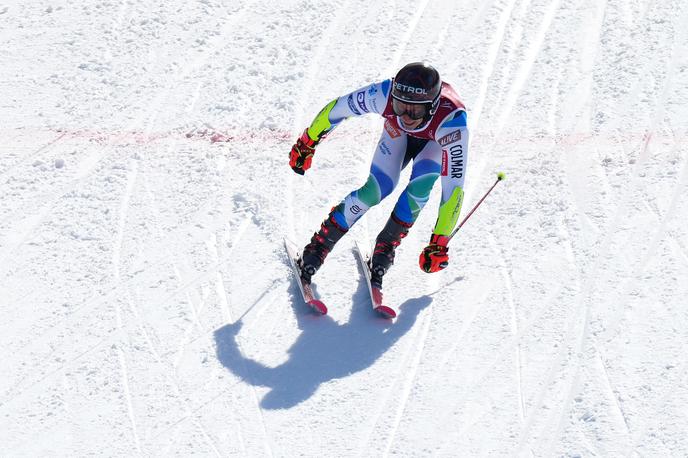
[
  {"xmin": 375, "ymin": 305, "xmax": 396, "ymax": 319},
  {"xmin": 307, "ymin": 299, "xmax": 328, "ymax": 315}
]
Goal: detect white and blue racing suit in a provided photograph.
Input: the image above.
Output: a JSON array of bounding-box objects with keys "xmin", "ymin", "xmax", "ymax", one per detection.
[{"xmin": 305, "ymin": 79, "xmax": 468, "ymax": 236}]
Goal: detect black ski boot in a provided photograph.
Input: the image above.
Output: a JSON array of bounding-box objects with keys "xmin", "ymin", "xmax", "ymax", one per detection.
[
  {"xmin": 300, "ymin": 211, "xmax": 348, "ymax": 284},
  {"xmin": 370, "ymin": 214, "xmax": 412, "ymax": 288}
]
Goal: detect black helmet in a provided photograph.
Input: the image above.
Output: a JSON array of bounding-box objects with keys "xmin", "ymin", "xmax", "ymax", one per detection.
[{"xmin": 391, "ymin": 62, "xmax": 442, "ymax": 117}]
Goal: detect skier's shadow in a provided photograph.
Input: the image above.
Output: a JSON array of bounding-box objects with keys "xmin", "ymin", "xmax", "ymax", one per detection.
[{"xmin": 214, "ymin": 273, "xmax": 432, "ymax": 410}]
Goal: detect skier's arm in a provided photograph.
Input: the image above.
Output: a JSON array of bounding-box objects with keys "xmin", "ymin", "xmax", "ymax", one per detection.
[
  {"xmin": 419, "ymin": 110, "xmax": 468, "ymax": 273},
  {"xmin": 434, "ymin": 110, "xmax": 468, "ymax": 235},
  {"xmin": 305, "ymin": 79, "xmax": 392, "ymax": 142},
  {"xmin": 290, "ymin": 80, "xmax": 392, "ymax": 174}
]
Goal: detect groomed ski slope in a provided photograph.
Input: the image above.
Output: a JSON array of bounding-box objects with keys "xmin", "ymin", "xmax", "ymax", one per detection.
[{"xmin": 1, "ymin": 0, "xmax": 687, "ymax": 455}]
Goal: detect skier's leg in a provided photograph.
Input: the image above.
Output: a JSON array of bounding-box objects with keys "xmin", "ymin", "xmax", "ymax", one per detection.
[
  {"xmin": 369, "ymin": 214, "xmax": 412, "ymax": 287},
  {"xmin": 300, "ymin": 125, "xmax": 407, "ymax": 283},
  {"xmin": 390, "ymin": 139, "xmax": 442, "ymax": 224},
  {"xmin": 331, "ymin": 125, "xmax": 408, "ymax": 229},
  {"xmin": 299, "ymin": 209, "xmax": 348, "ymax": 283},
  {"xmin": 370, "ymin": 139, "xmax": 442, "ymax": 286}
]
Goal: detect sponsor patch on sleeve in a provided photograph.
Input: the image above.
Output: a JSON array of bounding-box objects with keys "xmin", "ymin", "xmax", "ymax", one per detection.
[
  {"xmin": 356, "ymin": 91, "xmax": 369, "ymax": 113},
  {"xmin": 441, "ymin": 149, "xmax": 448, "ymax": 176},
  {"xmin": 438, "ymin": 130, "xmax": 462, "ymax": 146},
  {"xmin": 347, "ymin": 94, "xmax": 361, "ymax": 115},
  {"xmin": 384, "ymin": 119, "xmax": 401, "ymax": 138}
]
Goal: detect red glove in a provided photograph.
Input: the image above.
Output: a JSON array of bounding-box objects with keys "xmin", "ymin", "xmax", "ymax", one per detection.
[
  {"xmin": 289, "ymin": 129, "xmax": 318, "ymax": 175},
  {"xmin": 419, "ymin": 234, "xmax": 449, "ymax": 273}
]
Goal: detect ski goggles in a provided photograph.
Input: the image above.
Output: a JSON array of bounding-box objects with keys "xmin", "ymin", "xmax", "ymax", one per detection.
[{"xmin": 391, "ymin": 98, "xmax": 431, "ymax": 120}]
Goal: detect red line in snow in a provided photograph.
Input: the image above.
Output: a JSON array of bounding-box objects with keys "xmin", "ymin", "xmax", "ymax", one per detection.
[{"xmin": 1, "ymin": 126, "xmax": 295, "ymax": 146}]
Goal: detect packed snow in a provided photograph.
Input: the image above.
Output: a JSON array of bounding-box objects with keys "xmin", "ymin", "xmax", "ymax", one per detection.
[{"xmin": 1, "ymin": 0, "xmax": 687, "ymax": 456}]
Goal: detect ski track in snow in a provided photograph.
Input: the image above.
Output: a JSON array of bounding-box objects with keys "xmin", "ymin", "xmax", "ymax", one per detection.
[
  {"xmin": 593, "ymin": 342, "xmax": 631, "ymax": 436},
  {"xmin": 383, "ymin": 308, "xmax": 433, "ymax": 456},
  {"xmin": 461, "ymin": 0, "xmax": 518, "ymax": 132},
  {"xmin": 543, "ymin": 73, "xmax": 666, "ymax": 458},
  {"xmin": 382, "ymin": 0, "xmax": 431, "ymax": 77},
  {"xmin": 112, "ymin": 155, "xmax": 224, "ymax": 454},
  {"xmin": 210, "ymin": 225, "xmax": 274, "ymax": 457},
  {"xmin": 495, "ymin": 0, "xmax": 560, "ymax": 132},
  {"xmin": 112, "ymin": 159, "xmax": 141, "ymax": 454},
  {"xmin": 2, "ymin": 0, "xmax": 688, "ymax": 455},
  {"xmin": 488, "ymin": 232, "xmax": 525, "ymax": 423}
]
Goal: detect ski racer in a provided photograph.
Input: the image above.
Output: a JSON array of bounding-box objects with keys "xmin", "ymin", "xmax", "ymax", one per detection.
[{"xmin": 289, "ymin": 62, "xmax": 468, "ymax": 289}]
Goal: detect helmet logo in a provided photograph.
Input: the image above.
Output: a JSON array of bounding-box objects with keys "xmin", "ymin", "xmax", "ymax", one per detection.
[{"xmin": 394, "ymin": 81, "xmax": 428, "ymax": 95}]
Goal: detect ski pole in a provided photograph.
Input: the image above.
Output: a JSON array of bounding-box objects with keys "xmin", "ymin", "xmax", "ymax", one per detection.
[{"xmin": 449, "ymin": 172, "xmax": 505, "ymax": 242}]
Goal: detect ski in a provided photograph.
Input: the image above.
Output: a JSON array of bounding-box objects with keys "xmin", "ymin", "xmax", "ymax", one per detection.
[
  {"xmin": 353, "ymin": 241, "xmax": 396, "ymax": 319},
  {"xmin": 284, "ymin": 238, "xmax": 328, "ymax": 314}
]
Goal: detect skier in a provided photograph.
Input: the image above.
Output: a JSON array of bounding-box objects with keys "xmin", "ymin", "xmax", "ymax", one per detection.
[{"xmin": 289, "ymin": 62, "xmax": 468, "ymax": 290}]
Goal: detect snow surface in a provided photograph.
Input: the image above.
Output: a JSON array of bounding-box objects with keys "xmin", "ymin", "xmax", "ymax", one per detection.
[{"xmin": 1, "ymin": 0, "xmax": 688, "ymax": 456}]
